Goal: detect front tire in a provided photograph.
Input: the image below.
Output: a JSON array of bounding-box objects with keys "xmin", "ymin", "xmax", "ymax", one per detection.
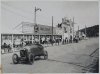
[
  {"xmin": 12, "ymin": 54, "xmax": 19, "ymax": 64},
  {"xmin": 28, "ymin": 53, "xmax": 34, "ymax": 65},
  {"xmin": 44, "ymin": 51, "xmax": 48, "ymax": 60}
]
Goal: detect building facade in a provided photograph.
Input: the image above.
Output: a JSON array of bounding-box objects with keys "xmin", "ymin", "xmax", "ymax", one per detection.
[
  {"xmin": 56, "ymin": 17, "xmax": 74, "ymax": 43},
  {"xmin": 1, "ymin": 18, "xmax": 74, "ymax": 52},
  {"xmin": 1, "ymin": 22, "xmax": 62, "ymax": 52}
]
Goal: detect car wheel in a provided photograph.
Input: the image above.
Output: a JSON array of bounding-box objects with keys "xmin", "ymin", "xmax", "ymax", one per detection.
[
  {"xmin": 44, "ymin": 51, "xmax": 48, "ymax": 60},
  {"xmin": 28, "ymin": 53, "xmax": 34, "ymax": 65},
  {"xmin": 12, "ymin": 54, "xmax": 19, "ymax": 64}
]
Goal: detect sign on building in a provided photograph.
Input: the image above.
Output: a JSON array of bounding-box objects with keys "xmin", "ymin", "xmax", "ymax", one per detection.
[
  {"xmin": 38, "ymin": 24, "xmax": 56, "ymax": 35},
  {"xmin": 22, "ymin": 22, "xmax": 34, "ymax": 33},
  {"xmin": 56, "ymin": 28, "xmax": 63, "ymax": 35},
  {"xmin": 22, "ymin": 22, "xmax": 56, "ymax": 35}
]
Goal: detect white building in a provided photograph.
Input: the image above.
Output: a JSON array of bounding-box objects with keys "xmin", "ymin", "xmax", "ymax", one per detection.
[{"xmin": 56, "ymin": 17, "xmax": 74, "ymax": 42}]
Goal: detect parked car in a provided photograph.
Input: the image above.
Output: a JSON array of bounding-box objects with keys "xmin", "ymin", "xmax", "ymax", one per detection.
[
  {"xmin": 12, "ymin": 43, "xmax": 48, "ymax": 65},
  {"xmin": 73, "ymin": 36, "xmax": 79, "ymax": 43}
]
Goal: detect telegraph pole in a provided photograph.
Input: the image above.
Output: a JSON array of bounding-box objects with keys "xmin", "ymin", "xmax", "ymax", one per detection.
[
  {"xmin": 34, "ymin": 6, "xmax": 41, "ymax": 26},
  {"xmin": 52, "ymin": 16, "xmax": 53, "ymax": 45},
  {"xmin": 78, "ymin": 25, "xmax": 79, "ymax": 41},
  {"xmin": 85, "ymin": 25, "xmax": 87, "ymax": 37},
  {"xmin": 78, "ymin": 25, "xmax": 79, "ymax": 36},
  {"xmin": 34, "ymin": 7, "xmax": 41, "ymax": 43},
  {"xmin": 34, "ymin": 7, "xmax": 37, "ymax": 43},
  {"xmin": 34, "ymin": 7, "xmax": 37, "ymax": 42},
  {"xmin": 34, "ymin": 7, "xmax": 36, "ymax": 25},
  {"xmin": 72, "ymin": 17, "xmax": 74, "ymax": 43},
  {"xmin": 52, "ymin": 16, "xmax": 53, "ymax": 39}
]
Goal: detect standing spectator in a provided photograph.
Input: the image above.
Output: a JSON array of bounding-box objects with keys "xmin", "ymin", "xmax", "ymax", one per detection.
[
  {"xmin": 65, "ymin": 38, "xmax": 68, "ymax": 44},
  {"xmin": 49, "ymin": 38, "xmax": 53, "ymax": 46},
  {"xmin": 40, "ymin": 38, "xmax": 42, "ymax": 44},
  {"xmin": 47, "ymin": 37, "xmax": 50, "ymax": 45},
  {"xmin": 62, "ymin": 39, "xmax": 65, "ymax": 44},
  {"xmin": 3, "ymin": 43, "xmax": 7, "ymax": 53},
  {"xmin": 42, "ymin": 37, "xmax": 45, "ymax": 44},
  {"xmin": 56, "ymin": 38, "xmax": 59, "ymax": 45},
  {"xmin": 35, "ymin": 38, "xmax": 39, "ymax": 44},
  {"xmin": 8, "ymin": 44, "xmax": 11, "ymax": 52}
]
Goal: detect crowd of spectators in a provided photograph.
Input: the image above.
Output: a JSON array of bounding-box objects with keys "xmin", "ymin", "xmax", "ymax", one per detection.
[{"xmin": 1, "ymin": 36, "xmax": 81, "ymax": 53}]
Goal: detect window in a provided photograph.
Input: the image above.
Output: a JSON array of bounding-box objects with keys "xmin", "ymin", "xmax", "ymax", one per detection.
[{"xmin": 64, "ymin": 27, "xmax": 67, "ymax": 33}]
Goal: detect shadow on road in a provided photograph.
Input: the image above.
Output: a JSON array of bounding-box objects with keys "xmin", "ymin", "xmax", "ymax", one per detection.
[
  {"xmin": 47, "ymin": 56, "xmax": 99, "ymax": 73},
  {"xmin": 47, "ymin": 59, "xmax": 86, "ymax": 68}
]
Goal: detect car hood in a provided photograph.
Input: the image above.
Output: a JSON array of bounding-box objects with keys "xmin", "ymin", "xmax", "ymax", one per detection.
[{"xmin": 20, "ymin": 45, "xmax": 41, "ymax": 51}]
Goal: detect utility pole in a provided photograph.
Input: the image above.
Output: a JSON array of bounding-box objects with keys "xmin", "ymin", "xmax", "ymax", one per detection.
[
  {"xmin": 78, "ymin": 25, "xmax": 79, "ymax": 36},
  {"xmin": 34, "ymin": 6, "xmax": 41, "ymax": 26},
  {"xmin": 85, "ymin": 25, "xmax": 87, "ymax": 37},
  {"xmin": 72, "ymin": 17, "xmax": 74, "ymax": 43},
  {"xmin": 52, "ymin": 16, "xmax": 53, "ymax": 40},
  {"xmin": 34, "ymin": 6, "xmax": 41, "ymax": 43},
  {"xmin": 34, "ymin": 7, "xmax": 37, "ymax": 42},
  {"xmin": 72, "ymin": 17, "xmax": 77, "ymax": 42},
  {"xmin": 34, "ymin": 7, "xmax": 36, "ymax": 25},
  {"xmin": 52, "ymin": 16, "xmax": 53, "ymax": 46},
  {"xmin": 78, "ymin": 25, "xmax": 79, "ymax": 41}
]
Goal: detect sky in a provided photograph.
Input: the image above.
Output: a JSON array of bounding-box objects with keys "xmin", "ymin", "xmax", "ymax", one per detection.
[{"xmin": 1, "ymin": 1, "xmax": 99, "ymax": 33}]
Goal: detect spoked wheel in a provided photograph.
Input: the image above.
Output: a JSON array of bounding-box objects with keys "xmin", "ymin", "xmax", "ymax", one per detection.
[
  {"xmin": 28, "ymin": 53, "xmax": 34, "ymax": 65},
  {"xmin": 12, "ymin": 54, "xmax": 19, "ymax": 64},
  {"xmin": 44, "ymin": 51, "xmax": 48, "ymax": 60}
]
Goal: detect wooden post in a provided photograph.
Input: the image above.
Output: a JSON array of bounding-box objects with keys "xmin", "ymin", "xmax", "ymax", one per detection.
[
  {"xmin": 52, "ymin": 16, "xmax": 53, "ymax": 45},
  {"xmin": 72, "ymin": 17, "xmax": 74, "ymax": 43},
  {"xmin": 1, "ymin": 34, "xmax": 2, "ymax": 48},
  {"xmin": 52, "ymin": 16, "xmax": 53, "ymax": 40},
  {"xmin": 85, "ymin": 25, "xmax": 87, "ymax": 37},
  {"xmin": 11, "ymin": 34, "xmax": 14, "ymax": 52},
  {"xmin": 22, "ymin": 35, "xmax": 24, "ymax": 46},
  {"xmin": 32, "ymin": 35, "xmax": 33, "ymax": 44},
  {"xmin": 39, "ymin": 35, "xmax": 40, "ymax": 44},
  {"xmin": 78, "ymin": 26, "xmax": 79, "ymax": 41},
  {"xmin": 34, "ymin": 7, "xmax": 36, "ymax": 25}
]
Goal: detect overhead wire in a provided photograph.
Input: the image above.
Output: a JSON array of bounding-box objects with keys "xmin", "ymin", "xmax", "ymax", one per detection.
[
  {"xmin": 1, "ymin": 5, "xmax": 32, "ymax": 20},
  {"xmin": 1, "ymin": 2, "xmax": 34, "ymax": 17},
  {"xmin": 1, "ymin": 2, "xmax": 57, "ymax": 29},
  {"xmin": 1, "ymin": 3, "xmax": 34, "ymax": 31}
]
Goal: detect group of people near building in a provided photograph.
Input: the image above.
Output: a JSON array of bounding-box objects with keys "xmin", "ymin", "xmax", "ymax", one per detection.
[
  {"xmin": 40, "ymin": 37, "xmax": 62, "ymax": 45},
  {"xmin": 1, "ymin": 34, "xmax": 84, "ymax": 54}
]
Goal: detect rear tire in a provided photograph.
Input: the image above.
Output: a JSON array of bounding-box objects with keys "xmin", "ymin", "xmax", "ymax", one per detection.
[
  {"xmin": 12, "ymin": 54, "xmax": 19, "ymax": 64},
  {"xmin": 28, "ymin": 53, "xmax": 34, "ymax": 65}
]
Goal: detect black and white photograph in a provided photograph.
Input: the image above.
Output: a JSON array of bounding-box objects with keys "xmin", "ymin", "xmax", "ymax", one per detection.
[{"xmin": 0, "ymin": 0, "xmax": 99, "ymax": 73}]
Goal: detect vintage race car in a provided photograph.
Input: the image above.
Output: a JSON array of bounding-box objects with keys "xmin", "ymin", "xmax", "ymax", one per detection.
[{"xmin": 12, "ymin": 43, "xmax": 48, "ymax": 65}]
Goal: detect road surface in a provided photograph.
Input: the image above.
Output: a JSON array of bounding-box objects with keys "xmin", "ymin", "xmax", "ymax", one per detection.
[{"xmin": 1, "ymin": 37, "xmax": 99, "ymax": 73}]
